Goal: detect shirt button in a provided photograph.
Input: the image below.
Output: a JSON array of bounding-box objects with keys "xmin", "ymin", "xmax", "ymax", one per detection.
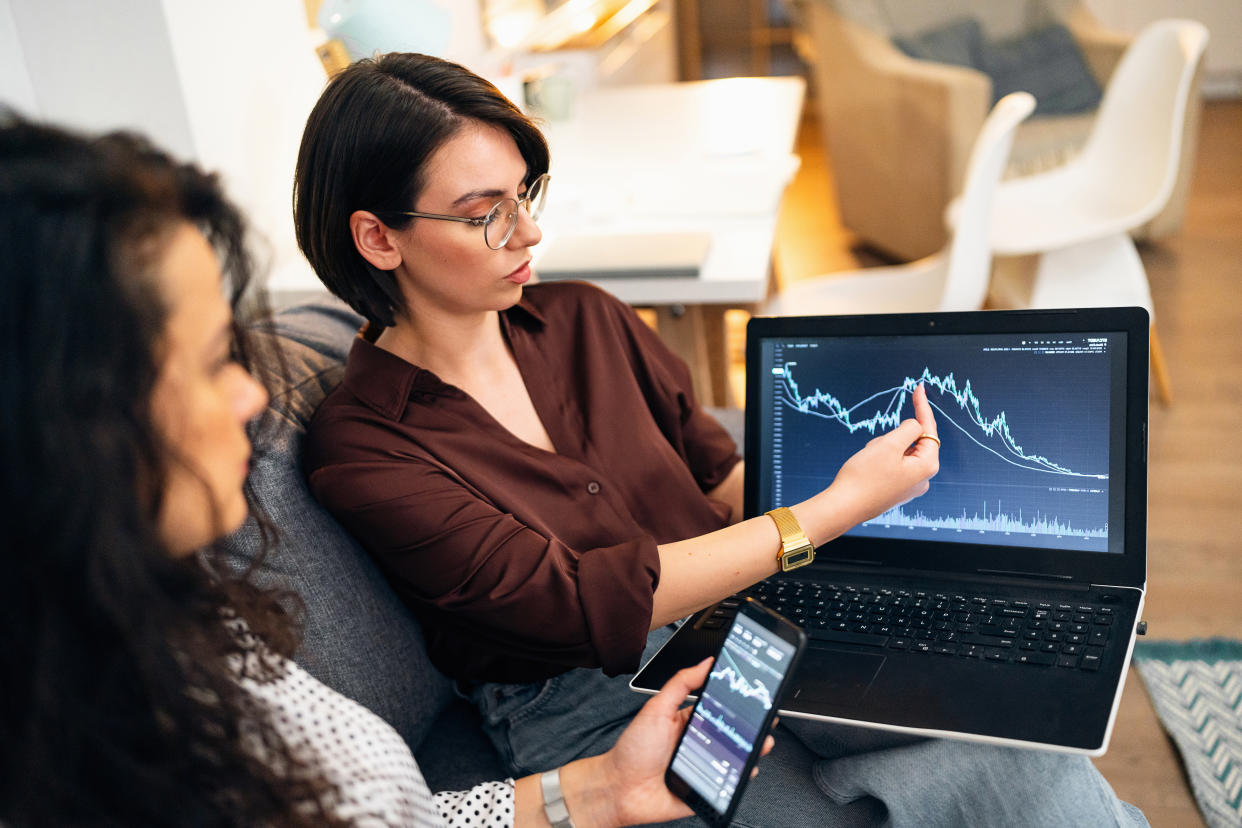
[{"xmin": 586, "ymin": 481, "xmax": 601, "ymax": 495}]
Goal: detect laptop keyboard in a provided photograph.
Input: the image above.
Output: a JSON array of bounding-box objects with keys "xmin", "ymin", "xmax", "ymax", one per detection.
[{"xmin": 702, "ymin": 578, "xmax": 1117, "ymax": 671}]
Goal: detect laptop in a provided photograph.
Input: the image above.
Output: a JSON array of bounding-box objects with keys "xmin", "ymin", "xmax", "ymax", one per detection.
[
  {"xmin": 534, "ymin": 231, "xmax": 711, "ymax": 280},
  {"xmin": 632, "ymin": 307, "xmax": 1149, "ymax": 755}
]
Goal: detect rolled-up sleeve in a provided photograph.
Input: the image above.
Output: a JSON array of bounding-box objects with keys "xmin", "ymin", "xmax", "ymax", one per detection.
[{"xmin": 576, "ymin": 538, "xmax": 663, "ymax": 675}]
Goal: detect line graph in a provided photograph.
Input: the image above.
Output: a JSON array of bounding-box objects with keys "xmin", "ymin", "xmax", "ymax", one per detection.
[
  {"xmin": 710, "ymin": 648, "xmax": 773, "ymax": 711},
  {"xmin": 781, "ymin": 362, "xmax": 1106, "ymax": 480},
  {"xmin": 757, "ymin": 333, "xmax": 1122, "ymax": 554}
]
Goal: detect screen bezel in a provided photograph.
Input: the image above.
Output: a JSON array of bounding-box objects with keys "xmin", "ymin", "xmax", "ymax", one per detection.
[
  {"xmin": 743, "ymin": 307, "xmax": 1148, "ymax": 589},
  {"xmin": 664, "ymin": 599, "xmax": 808, "ymax": 827}
]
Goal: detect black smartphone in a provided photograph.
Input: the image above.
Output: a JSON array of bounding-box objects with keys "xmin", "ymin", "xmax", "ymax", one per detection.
[{"xmin": 665, "ymin": 597, "xmax": 808, "ymax": 826}]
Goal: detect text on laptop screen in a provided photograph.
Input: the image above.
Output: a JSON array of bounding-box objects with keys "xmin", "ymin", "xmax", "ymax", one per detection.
[{"xmin": 756, "ymin": 331, "xmax": 1127, "ymax": 555}]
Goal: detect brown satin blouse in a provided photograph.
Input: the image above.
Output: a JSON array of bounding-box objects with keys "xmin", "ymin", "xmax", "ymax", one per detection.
[{"xmin": 304, "ymin": 282, "xmax": 740, "ymax": 683}]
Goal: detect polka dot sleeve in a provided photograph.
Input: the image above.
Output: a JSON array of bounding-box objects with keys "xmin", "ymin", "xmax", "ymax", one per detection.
[
  {"xmin": 433, "ymin": 782, "xmax": 516, "ymax": 828},
  {"xmin": 223, "ymin": 616, "xmax": 516, "ymax": 826}
]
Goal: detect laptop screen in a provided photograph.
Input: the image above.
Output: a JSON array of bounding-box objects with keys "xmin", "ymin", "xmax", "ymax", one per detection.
[{"xmin": 745, "ymin": 309, "xmax": 1149, "ymax": 585}]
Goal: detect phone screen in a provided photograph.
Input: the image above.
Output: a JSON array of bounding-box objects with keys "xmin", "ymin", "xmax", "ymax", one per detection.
[{"xmin": 668, "ymin": 601, "xmax": 803, "ymax": 819}]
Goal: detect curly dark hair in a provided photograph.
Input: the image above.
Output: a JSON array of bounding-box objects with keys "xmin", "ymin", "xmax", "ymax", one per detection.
[
  {"xmin": 293, "ymin": 51, "xmax": 550, "ymax": 329},
  {"xmin": 0, "ymin": 115, "xmax": 345, "ymax": 826}
]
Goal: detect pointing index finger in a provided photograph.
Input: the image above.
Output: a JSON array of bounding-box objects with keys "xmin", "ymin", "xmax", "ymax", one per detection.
[{"xmin": 913, "ymin": 383, "xmax": 937, "ymax": 439}]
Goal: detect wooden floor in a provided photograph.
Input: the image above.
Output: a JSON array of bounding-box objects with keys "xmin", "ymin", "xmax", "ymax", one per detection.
[{"xmin": 730, "ymin": 98, "xmax": 1242, "ymax": 826}]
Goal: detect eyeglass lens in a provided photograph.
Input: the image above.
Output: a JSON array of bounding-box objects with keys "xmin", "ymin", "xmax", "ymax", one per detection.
[{"xmin": 484, "ymin": 175, "xmax": 549, "ymax": 250}]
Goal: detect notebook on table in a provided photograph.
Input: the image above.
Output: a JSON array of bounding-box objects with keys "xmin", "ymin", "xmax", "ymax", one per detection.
[
  {"xmin": 534, "ymin": 231, "xmax": 711, "ymax": 280},
  {"xmin": 633, "ymin": 307, "xmax": 1150, "ymax": 755}
]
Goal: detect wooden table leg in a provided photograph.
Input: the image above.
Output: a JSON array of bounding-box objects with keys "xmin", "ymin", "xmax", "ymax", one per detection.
[
  {"xmin": 701, "ymin": 305, "xmax": 734, "ymax": 408},
  {"xmin": 674, "ymin": 0, "xmax": 701, "ymax": 81},
  {"xmin": 653, "ymin": 304, "xmax": 736, "ymax": 408}
]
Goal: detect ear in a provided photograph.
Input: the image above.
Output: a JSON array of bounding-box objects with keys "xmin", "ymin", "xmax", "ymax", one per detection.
[{"xmin": 349, "ymin": 210, "xmax": 404, "ymax": 271}]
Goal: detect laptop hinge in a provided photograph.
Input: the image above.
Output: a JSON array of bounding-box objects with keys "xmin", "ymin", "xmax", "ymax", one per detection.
[
  {"xmin": 803, "ymin": 562, "xmax": 1091, "ymax": 592},
  {"xmin": 975, "ymin": 568, "xmax": 1078, "ymax": 583},
  {"xmin": 968, "ymin": 571, "xmax": 1087, "ymax": 588}
]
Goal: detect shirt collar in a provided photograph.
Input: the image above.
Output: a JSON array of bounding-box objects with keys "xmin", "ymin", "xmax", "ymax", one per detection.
[
  {"xmin": 341, "ymin": 297, "xmax": 547, "ymax": 420},
  {"xmin": 341, "ymin": 336, "xmax": 422, "ymax": 421},
  {"xmin": 508, "ymin": 294, "xmax": 547, "ymax": 328}
]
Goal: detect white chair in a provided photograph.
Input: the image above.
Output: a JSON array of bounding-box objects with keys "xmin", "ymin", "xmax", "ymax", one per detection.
[
  {"xmin": 979, "ymin": 19, "xmax": 1209, "ymax": 405},
  {"xmin": 761, "ymin": 92, "xmax": 1035, "ymax": 317},
  {"xmin": 787, "ymin": 0, "xmax": 1178, "ymax": 261}
]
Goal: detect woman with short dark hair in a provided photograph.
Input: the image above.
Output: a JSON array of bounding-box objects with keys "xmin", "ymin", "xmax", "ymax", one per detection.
[
  {"xmin": 295, "ymin": 53, "xmax": 1146, "ymax": 826},
  {"xmin": 0, "ymin": 114, "xmax": 747, "ymax": 827},
  {"xmin": 295, "ymin": 52, "xmax": 550, "ymax": 330}
]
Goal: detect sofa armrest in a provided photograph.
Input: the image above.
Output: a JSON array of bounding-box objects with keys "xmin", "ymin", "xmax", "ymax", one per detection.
[{"xmin": 794, "ymin": 0, "xmax": 991, "ymax": 259}]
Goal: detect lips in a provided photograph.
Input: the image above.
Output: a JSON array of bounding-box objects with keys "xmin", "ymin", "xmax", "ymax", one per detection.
[{"xmin": 506, "ymin": 261, "xmax": 532, "ymax": 285}]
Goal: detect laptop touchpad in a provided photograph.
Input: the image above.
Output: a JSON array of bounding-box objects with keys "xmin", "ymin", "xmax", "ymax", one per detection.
[{"xmin": 792, "ymin": 648, "xmax": 886, "ymax": 707}]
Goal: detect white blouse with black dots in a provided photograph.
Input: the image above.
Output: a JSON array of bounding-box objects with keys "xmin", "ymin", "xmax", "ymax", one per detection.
[{"xmin": 225, "ymin": 618, "xmax": 514, "ymax": 827}]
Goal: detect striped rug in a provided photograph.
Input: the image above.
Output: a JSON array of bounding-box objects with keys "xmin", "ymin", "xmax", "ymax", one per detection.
[{"xmin": 1134, "ymin": 639, "xmax": 1242, "ymax": 828}]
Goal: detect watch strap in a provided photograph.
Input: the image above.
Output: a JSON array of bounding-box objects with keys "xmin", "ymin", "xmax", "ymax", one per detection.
[
  {"xmin": 540, "ymin": 767, "xmax": 576, "ymax": 828},
  {"xmin": 766, "ymin": 506, "xmax": 815, "ymax": 571}
]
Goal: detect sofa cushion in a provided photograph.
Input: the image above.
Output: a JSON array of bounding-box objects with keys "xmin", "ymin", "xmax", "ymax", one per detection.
[
  {"xmin": 980, "ymin": 23, "xmax": 1102, "ymax": 115},
  {"xmin": 893, "ymin": 16, "xmax": 983, "ymax": 70},
  {"xmin": 222, "ymin": 296, "xmax": 500, "ymax": 781},
  {"xmin": 893, "ymin": 17, "xmax": 1102, "ymax": 117}
]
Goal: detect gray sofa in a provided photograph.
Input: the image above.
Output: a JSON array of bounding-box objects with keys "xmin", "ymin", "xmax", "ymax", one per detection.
[
  {"xmin": 221, "ymin": 295, "xmax": 746, "ymax": 791},
  {"xmin": 222, "ymin": 296, "xmax": 505, "ymax": 791}
]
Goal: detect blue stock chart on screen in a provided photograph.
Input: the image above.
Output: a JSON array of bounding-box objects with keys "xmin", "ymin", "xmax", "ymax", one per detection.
[
  {"xmin": 758, "ymin": 332, "xmax": 1126, "ymax": 554},
  {"xmin": 671, "ymin": 611, "xmax": 795, "ymax": 813}
]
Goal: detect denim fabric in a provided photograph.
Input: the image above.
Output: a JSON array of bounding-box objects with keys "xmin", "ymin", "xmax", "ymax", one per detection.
[
  {"xmin": 807, "ymin": 735, "xmax": 1148, "ymax": 827},
  {"xmin": 474, "ymin": 628, "xmax": 1149, "ymax": 827},
  {"xmin": 471, "ymin": 625, "xmax": 680, "ymax": 775}
]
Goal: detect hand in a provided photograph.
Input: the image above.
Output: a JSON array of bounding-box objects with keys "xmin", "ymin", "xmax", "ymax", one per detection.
[
  {"xmin": 816, "ymin": 383, "xmax": 940, "ymax": 533},
  {"xmin": 570, "ymin": 658, "xmax": 775, "ymax": 827}
]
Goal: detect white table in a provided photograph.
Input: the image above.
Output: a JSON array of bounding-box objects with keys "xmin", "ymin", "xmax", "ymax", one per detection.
[
  {"xmin": 267, "ymin": 77, "xmax": 805, "ymax": 407},
  {"xmin": 533, "ymin": 76, "xmax": 805, "ymax": 406}
]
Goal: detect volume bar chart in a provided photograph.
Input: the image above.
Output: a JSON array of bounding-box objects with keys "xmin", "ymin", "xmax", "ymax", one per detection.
[{"xmin": 864, "ymin": 501, "xmax": 1107, "ymax": 540}]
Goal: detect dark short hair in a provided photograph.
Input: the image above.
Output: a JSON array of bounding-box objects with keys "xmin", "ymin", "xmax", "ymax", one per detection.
[{"xmin": 293, "ymin": 52, "xmax": 550, "ymax": 328}]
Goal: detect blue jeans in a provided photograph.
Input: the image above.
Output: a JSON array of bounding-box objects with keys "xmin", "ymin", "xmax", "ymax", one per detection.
[{"xmin": 471, "ymin": 626, "xmax": 1148, "ymax": 827}]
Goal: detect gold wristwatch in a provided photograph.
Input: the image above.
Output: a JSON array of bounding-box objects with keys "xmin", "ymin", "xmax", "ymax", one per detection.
[{"xmin": 766, "ymin": 506, "xmax": 815, "ymax": 572}]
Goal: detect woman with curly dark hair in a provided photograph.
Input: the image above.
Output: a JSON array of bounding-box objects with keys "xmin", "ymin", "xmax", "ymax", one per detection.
[{"xmin": 0, "ymin": 115, "xmax": 733, "ymax": 827}]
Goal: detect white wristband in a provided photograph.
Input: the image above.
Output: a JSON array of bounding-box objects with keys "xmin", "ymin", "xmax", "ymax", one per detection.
[{"xmin": 540, "ymin": 767, "xmax": 577, "ymax": 828}]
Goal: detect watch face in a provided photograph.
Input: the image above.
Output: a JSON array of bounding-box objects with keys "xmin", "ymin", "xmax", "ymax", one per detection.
[{"xmin": 780, "ymin": 545, "xmax": 814, "ymax": 571}]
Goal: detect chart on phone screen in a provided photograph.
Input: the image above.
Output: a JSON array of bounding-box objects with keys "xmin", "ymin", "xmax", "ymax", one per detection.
[{"xmin": 670, "ymin": 612, "xmax": 796, "ymax": 812}]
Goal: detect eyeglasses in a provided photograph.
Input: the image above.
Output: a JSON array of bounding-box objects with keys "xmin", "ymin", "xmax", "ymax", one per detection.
[{"xmin": 379, "ymin": 173, "xmax": 550, "ymax": 250}]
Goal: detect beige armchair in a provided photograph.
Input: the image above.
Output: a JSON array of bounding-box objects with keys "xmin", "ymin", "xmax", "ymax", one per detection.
[{"xmin": 790, "ymin": 0, "xmax": 1201, "ymax": 261}]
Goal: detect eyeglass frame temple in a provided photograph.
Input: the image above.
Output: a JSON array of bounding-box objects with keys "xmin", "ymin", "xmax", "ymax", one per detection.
[
  {"xmin": 377, "ymin": 174, "xmax": 549, "ymax": 225},
  {"xmin": 374, "ymin": 175, "xmax": 549, "ymax": 249}
]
